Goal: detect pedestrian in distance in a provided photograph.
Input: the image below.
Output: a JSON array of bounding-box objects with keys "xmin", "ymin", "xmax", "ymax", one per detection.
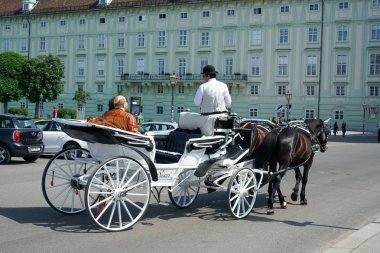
[
  {"xmin": 333, "ymin": 121, "xmax": 339, "ymax": 136},
  {"xmin": 52, "ymin": 106, "xmax": 58, "ymax": 118},
  {"xmin": 341, "ymin": 121, "xmax": 346, "ymax": 137}
]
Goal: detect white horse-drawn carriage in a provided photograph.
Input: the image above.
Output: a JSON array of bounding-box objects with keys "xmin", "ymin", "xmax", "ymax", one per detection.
[{"xmin": 42, "ymin": 112, "xmax": 268, "ymax": 231}]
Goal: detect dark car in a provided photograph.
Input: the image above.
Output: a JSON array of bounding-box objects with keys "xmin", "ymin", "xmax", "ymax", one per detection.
[{"xmin": 0, "ymin": 114, "xmax": 44, "ymax": 164}]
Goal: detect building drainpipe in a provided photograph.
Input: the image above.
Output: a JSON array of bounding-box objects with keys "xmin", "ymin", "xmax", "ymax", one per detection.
[{"xmin": 317, "ymin": 0, "xmax": 324, "ymax": 119}]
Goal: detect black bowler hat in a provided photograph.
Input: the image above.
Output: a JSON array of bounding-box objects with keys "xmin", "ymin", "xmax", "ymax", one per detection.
[{"xmin": 202, "ymin": 65, "xmax": 218, "ymax": 74}]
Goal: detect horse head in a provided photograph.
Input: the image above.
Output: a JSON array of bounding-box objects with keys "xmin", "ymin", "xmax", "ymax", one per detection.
[{"xmin": 305, "ymin": 119, "xmax": 328, "ymax": 152}]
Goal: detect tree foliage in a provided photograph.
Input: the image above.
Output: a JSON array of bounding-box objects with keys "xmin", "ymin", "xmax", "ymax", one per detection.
[
  {"xmin": 19, "ymin": 54, "xmax": 64, "ymax": 117},
  {"xmin": 0, "ymin": 52, "xmax": 25, "ymax": 112},
  {"xmin": 73, "ymin": 87, "xmax": 91, "ymax": 105}
]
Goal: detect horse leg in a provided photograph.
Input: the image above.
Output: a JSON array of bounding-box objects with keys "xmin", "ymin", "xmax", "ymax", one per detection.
[
  {"xmin": 277, "ymin": 187, "xmax": 287, "ymax": 209},
  {"xmin": 267, "ymin": 180, "xmax": 275, "ymax": 215},
  {"xmin": 291, "ymin": 167, "xmax": 302, "ymax": 201},
  {"xmin": 300, "ymin": 157, "xmax": 314, "ymax": 205}
]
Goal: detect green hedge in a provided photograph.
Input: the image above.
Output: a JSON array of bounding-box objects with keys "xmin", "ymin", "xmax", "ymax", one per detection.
[
  {"xmin": 57, "ymin": 108, "xmax": 76, "ymax": 119},
  {"xmin": 8, "ymin": 107, "xmax": 28, "ymax": 116}
]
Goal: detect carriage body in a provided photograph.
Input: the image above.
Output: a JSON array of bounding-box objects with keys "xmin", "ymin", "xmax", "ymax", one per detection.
[{"xmin": 42, "ymin": 114, "xmax": 263, "ymax": 231}]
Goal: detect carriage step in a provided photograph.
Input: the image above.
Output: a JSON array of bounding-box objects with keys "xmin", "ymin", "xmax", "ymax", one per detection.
[{"xmin": 194, "ymin": 158, "xmax": 220, "ymax": 177}]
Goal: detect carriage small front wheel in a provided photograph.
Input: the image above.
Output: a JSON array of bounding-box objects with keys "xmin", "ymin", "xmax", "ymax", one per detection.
[
  {"xmin": 85, "ymin": 156, "xmax": 151, "ymax": 232},
  {"xmin": 227, "ymin": 167, "xmax": 258, "ymax": 219},
  {"xmin": 168, "ymin": 169, "xmax": 200, "ymax": 208}
]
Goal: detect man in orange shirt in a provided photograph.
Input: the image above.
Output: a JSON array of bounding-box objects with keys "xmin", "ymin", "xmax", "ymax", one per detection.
[{"xmin": 88, "ymin": 95, "xmax": 140, "ymax": 134}]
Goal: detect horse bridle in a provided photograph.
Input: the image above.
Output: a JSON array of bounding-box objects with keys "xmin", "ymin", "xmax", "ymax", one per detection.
[{"xmin": 314, "ymin": 125, "xmax": 328, "ymax": 149}]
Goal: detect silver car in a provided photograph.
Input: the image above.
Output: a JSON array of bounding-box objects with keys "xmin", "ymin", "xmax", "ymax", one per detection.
[{"xmin": 35, "ymin": 119, "xmax": 88, "ymax": 154}]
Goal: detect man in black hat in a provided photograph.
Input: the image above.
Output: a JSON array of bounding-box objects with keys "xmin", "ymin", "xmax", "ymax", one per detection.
[{"xmin": 194, "ymin": 65, "xmax": 232, "ymax": 115}]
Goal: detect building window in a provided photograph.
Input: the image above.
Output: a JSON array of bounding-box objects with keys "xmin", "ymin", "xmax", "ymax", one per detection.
[
  {"xmin": 369, "ymin": 86, "xmax": 380, "ymax": 96},
  {"xmin": 159, "ymin": 13, "xmax": 166, "ymax": 19},
  {"xmin": 178, "ymin": 85, "xmax": 185, "ymax": 94},
  {"xmin": 305, "ymin": 109, "xmax": 315, "ymax": 119},
  {"xmin": 117, "ymin": 59, "xmax": 124, "ymax": 76},
  {"xmin": 226, "ymin": 9, "xmax": 235, "ymax": 16},
  {"xmin": 137, "ymin": 85, "xmax": 144, "ymax": 94},
  {"xmin": 200, "ymin": 58, "xmax": 208, "ymax": 72},
  {"xmin": 306, "ymin": 85, "xmax": 315, "ymax": 96},
  {"xmin": 4, "ymin": 24, "xmax": 11, "ymax": 30},
  {"xmin": 157, "ymin": 84, "xmax": 164, "ymax": 94},
  {"xmin": 41, "ymin": 21, "xmax": 46, "ymax": 28},
  {"xmin": 40, "ymin": 37, "xmax": 46, "ymax": 51},
  {"xmin": 337, "ymin": 25, "xmax": 348, "ymax": 42},
  {"xmin": 97, "ymin": 60, "xmax": 105, "ymax": 76},
  {"xmin": 177, "ymin": 107, "xmax": 184, "ymax": 113},
  {"xmin": 117, "ymin": 85, "xmax": 124, "ymax": 93},
  {"xmin": 58, "ymin": 36, "xmax": 65, "ymax": 50},
  {"xmin": 156, "ymin": 106, "xmax": 163, "ymax": 114},
  {"xmin": 336, "ymin": 86, "xmax": 345, "ymax": 96},
  {"xmin": 157, "ymin": 58, "xmax": 165, "ymax": 75},
  {"xmin": 117, "ymin": 33, "xmax": 125, "ymax": 48},
  {"xmin": 20, "ymin": 38, "xmax": 28, "ymax": 52},
  {"xmin": 252, "ymin": 30, "xmax": 261, "ymax": 45},
  {"xmin": 307, "ymin": 55, "xmax": 317, "ymax": 76},
  {"xmin": 252, "ymin": 8, "xmax": 262, "ymax": 15},
  {"xmin": 371, "ymin": 24, "xmax": 380, "ymax": 40},
  {"xmin": 179, "ymin": 30, "xmax": 187, "ymax": 46},
  {"xmin": 279, "ymin": 28, "xmax": 289, "ymax": 44},
  {"xmin": 225, "ymin": 31, "xmax": 234, "ymax": 46},
  {"xmin": 308, "ymin": 27, "xmax": 318, "ymax": 42},
  {"xmin": 138, "ymin": 15, "xmax": 146, "ymax": 21},
  {"xmin": 60, "ymin": 20, "xmax": 66, "ymax": 26},
  {"xmin": 277, "ymin": 85, "xmax": 286, "ymax": 95},
  {"xmin": 309, "ymin": 4, "xmax": 319, "ymax": 11},
  {"xmin": 369, "ymin": 53, "xmax": 380, "ymax": 76},
  {"xmin": 280, "ymin": 5, "xmax": 290, "ymax": 13},
  {"xmin": 338, "ymin": 2, "xmax": 349, "ymax": 9},
  {"xmin": 373, "ymin": 0, "xmax": 380, "ymax": 7},
  {"xmin": 22, "ymin": 22, "xmax": 28, "ymax": 29},
  {"xmin": 180, "ymin": 12, "xmax": 188, "ymax": 19},
  {"xmin": 97, "ymin": 104, "xmax": 104, "ymax": 112},
  {"xmin": 251, "ymin": 56, "xmax": 261, "ymax": 76},
  {"xmin": 136, "ymin": 59, "xmax": 145, "ymax": 75},
  {"xmin": 77, "ymin": 60, "xmax": 85, "ymax": 77},
  {"xmin": 278, "ymin": 56, "xmax": 288, "ymax": 76},
  {"xmin": 119, "ymin": 16, "xmax": 125, "ymax": 23},
  {"xmin": 78, "ymin": 35, "xmax": 85, "ymax": 49},
  {"xmin": 335, "ymin": 110, "xmax": 344, "ymax": 120},
  {"xmin": 97, "ymin": 84, "xmax": 104, "ymax": 93},
  {"xmin": 249, "ymin": 108, "xmax": 258, "ymax": 117},
  {"xmin": 202, "ymin": 11, "xmax": 210, "ymax": 17},
  {"xmin": 137, "ymin": 32, "xmax": 145, "ymax": 47},
  {"xmin": 158, "ymin": 31, "xmax": 166, "ymax": 47},
  {"xmin": 58, "ymin": 103, "xmax": 64, "ymax": 109},
  {"xmin": 178, "ymin": 58, "xmax": 186, "ymax": 76},
  {"xmin": 337, "ymin": 55, "xmax": 347, "ymax": 76},
  {"xmin": 201, "ymin": 32, "xmax": 209, "ymax": 46},
  {"xmin": 20, "ymin": 102, "xmax": 26, "ymax": 108},
  {"xmin": 3, "ymin": 39, "xmax": 10, "ymax": 51},
  {"xmin": 250, "ymin": 85, "xmax": 259, "ymax": 95},
  {"xmin": 225, "ymin": 57, "xmax": 233, "ymax": 75},
  {"xmin": 79, "ymin": 19, "xmax": 86, "ymax": 25},
  {"xmin": 98, "ymin": 34, "xmax": 105, "ymax": 49},
  {"xmin": 99, "ymin": 18, "xmax": 105, "ymax": 23}
]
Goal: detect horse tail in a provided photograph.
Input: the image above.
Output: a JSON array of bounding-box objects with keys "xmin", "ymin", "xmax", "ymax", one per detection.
[{"xmin": 254, "ymin": 128, "xmax": 280, "ymax": 169}]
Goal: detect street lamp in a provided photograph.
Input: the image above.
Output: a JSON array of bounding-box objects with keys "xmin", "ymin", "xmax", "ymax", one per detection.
[
  {"xmin": 169, "ymin": 74, "xmax": 178, "ymax": 122},
  {"xmin": 362, "ymin": 102, "xmax": 367, "ymax": 134},
  {"xmin": 284, "ymin": 90, "xmax": 292, "ymax": 122}
]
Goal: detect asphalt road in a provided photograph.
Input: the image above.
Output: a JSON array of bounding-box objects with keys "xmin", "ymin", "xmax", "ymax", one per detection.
[{"xmin": 0, "ymin": 133, "xmax": 379, "ymax": 253}]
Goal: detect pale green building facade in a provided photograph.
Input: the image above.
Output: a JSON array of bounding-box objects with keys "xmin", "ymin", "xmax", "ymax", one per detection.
[{"xmin": 0, "ymin": 0, "xmax": 379, "ymax": 131}]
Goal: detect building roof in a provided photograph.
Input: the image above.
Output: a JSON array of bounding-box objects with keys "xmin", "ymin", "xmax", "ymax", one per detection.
[{"xmin": 0, "ymin": 0, "xmax": 196, "ymax": 17}]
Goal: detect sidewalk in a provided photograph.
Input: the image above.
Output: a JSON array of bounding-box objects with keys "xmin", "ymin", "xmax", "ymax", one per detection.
[{"xmin": 323, "ymin": 215, "xmax": 380, "ymax": 253}]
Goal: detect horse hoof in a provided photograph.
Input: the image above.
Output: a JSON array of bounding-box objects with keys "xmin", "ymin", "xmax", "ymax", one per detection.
[
  {"xmin": 281, "ymin": 202, "xmax": 287, "ymax": 209},
  {"xmin": 267, "ymin": 209, "xmax": 274, "ymax": 215},
  {"xmin": 291, "ymin": 192, "xmax": 298, "ymax": 201},
  {"xmin": 300, "ymin": 200, "xmax": 308, "ymax": 205}
]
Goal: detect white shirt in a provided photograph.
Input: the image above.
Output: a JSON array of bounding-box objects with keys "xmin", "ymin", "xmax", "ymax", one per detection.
[{"xmin": 194, "ymin": 78, "xmax": 232, "ymax": 114}]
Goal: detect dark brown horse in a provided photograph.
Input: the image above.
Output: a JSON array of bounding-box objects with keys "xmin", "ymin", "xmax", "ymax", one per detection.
[{"xmin": 254, "ymin": 119, "xmax": 328, "ymax": 214}]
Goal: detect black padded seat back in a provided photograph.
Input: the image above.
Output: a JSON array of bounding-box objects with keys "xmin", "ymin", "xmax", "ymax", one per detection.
[
  {"xmin": 214, "ymin": 117, "xmax": 234, "ymax": 130},
  {"xmin": 164, "ymin": 130, "xmax": 190, "ymax": 153}
]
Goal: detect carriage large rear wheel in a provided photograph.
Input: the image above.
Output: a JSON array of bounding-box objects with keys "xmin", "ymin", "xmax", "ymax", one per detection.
[
  {"xmin": 227, "ymin": 167, "xmax": 258, "ymax": 219},
  {"xmin": 85, "ymin": 156, "xmax": 151, "ymax": 232},
  {"xmin": 42, "ymin": 148, "xmax": 99, "ymax": 214},
  {"xmin": 168, "ymin": 169, "xmax": 200, "ymax": 208}
]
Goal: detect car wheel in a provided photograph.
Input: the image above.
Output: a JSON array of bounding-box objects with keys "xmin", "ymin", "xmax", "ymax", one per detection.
[
  {"xmin": 0, "ymin": 144, "xmax": 11, "ymax": 165},
  {"xmin": 63, "ymin": 142, "xmax": 80, "ymax": 150},
  {"xmin": 23, "ymin": 155, "xmax": 40, "ymax": 163}
]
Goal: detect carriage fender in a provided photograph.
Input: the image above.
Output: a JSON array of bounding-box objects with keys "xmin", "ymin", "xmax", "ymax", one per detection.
[{"xmin": 127, "ymin": 146, "xmax": 158, "ymax": 181}]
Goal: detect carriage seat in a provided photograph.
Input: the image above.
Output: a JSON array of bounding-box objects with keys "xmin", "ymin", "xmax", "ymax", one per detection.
[
  {"xmin": 155, "ymin": 129, "xmax": 201, "ymax": 164},
  {"xmin": 178, "ymin": 112, "xmax": 233, "ymax": 136}
]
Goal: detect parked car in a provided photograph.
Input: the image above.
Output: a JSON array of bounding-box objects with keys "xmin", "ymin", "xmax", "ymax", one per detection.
[
  {"xmin": 0, "ymin": 114, "xmax": 44, "ymax": 164},
  {"xmin": 140, "ymin": 121, "xmax": 178, "ymax": 133},
  {"xmin": 34, "ymin": 119, "xmax": 88, "ymax": 155}
]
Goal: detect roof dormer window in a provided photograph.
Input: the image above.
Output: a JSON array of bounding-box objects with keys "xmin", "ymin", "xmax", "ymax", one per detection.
[
  {"xmin": 22, "ymin": 0, "xmax": 37, "ymax": 12},
  {"xmin": 98, "ymin": 0, "xmax": 112, "ymax": 6}
]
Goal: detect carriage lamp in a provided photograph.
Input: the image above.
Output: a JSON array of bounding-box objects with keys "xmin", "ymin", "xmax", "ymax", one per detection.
[
  {"xmin": 362, "ymin": 102, "xmax": 367, "ymax": 134},
  {"xmin": 169, "ymin": 74, "xmax": 178, "ymax": 122},
  {"xmin": 284, "ymin": 90, "xmax": 292, "ymax": 122}
]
